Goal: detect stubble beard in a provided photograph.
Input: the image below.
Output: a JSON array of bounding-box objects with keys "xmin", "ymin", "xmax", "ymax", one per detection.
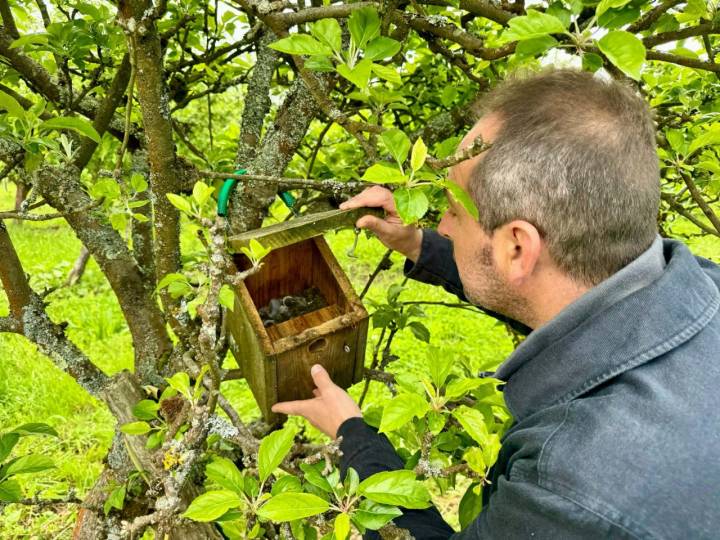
[{"xmin": 462, "ymin": 245, "xmax": 531, "ymax": 324}]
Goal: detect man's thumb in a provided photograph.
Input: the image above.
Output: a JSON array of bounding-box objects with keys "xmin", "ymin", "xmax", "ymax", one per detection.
[{"xmin": 310, "ymin": 364, "xmax": 333, "ymax": 389}]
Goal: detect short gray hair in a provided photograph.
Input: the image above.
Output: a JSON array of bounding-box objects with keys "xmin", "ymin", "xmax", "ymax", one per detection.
[{"xmin": 469, "ymin": 69, "xmax": 660, "ymax": 286}]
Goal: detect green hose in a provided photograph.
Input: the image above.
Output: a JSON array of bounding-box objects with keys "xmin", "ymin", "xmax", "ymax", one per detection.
[{"xmin": 217, "ymin": 169, "xmax": 296, "ymax": 216}]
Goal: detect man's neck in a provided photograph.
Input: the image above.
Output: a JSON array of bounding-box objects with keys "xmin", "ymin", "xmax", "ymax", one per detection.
[{"xmin": 522, "ymin": 270, "xmax": 590, "ymax": 330}]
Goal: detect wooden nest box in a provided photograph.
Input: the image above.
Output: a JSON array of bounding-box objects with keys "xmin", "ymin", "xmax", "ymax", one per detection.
[{"xmin": 226, "ymin": 208, "xmax": 380, "ymax": 421}]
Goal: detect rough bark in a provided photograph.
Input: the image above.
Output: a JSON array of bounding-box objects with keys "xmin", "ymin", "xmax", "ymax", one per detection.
[
  {"xmin": 229, "ymin": 77, "xmax": 321, "ymax": 233},
  {"xmin": 0, "ymin": 221, "xmax": 110, "ymax": 395},
  {"xmin": 33, "ymin": 165, "xmax": 172, "ymax": 382},
  {"xmin": 118, "ymin": 2, "xmax": 182, "ymax": 301}
]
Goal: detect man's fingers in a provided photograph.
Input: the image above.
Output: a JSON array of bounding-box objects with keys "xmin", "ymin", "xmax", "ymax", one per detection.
[
  {"xmin": 310, "ymin": 364, "xmax": 335, "ymax": 390},
  {"xmin": 272, "ymin": 399, "xmax": 313, "ymax": 416},
  {"xmin": 356, "ymin": 215, "xmax": 398, "ymax": 238},
  {"xmin": 340, "ymin": 186, "xmax": 393, "ymax": 211}
]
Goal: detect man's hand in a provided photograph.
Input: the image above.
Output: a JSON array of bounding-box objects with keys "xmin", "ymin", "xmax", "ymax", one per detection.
[
  {"xmin": 271, "ymin": 364, "xmax": 362, "ymax": 439},
  {"xmin": 340, "ymin": 186, "xmax": 423, "ymax": 262}
]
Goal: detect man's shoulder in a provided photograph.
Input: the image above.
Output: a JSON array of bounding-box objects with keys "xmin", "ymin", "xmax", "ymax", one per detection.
[{"xmin": 532, "ymin": 368, "xmax": 720, "ymax": 539}]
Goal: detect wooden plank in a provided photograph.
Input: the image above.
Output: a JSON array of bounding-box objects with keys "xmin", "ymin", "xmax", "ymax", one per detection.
[
  {"xmin": 227, "ymin": 207, "xmax": 383, "ymax": 253},
  {"xmin": 275, "ymin": 325, "xmax": 359, "ymax": 403}
]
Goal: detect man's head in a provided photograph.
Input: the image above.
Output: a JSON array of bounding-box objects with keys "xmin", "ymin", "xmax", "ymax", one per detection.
[{"xmin": 438, "ymin": 69, "xmax": 660, "ymax": 326}]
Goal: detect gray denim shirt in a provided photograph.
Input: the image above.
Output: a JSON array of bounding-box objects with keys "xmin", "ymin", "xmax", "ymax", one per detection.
[{"xmin": 339, "ymin": 230, "xmax": 720, "ymax": 539}]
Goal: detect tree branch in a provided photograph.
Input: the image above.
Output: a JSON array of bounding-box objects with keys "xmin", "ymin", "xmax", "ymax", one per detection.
[
  {"xmin": 33, "ymin": 165, "xmax": 172, "ymax": 382},
  {"xmin": 627, "ymin": 0, "xmax": 684, "ymax": 33},
  {"xmin": 0, "ymin": 221, "xmax": 110, "ymax": 395},
  {"xmin": 459, "ymin": 0, "xmax": 515, "ymax": 25},
  {"xmin": 0, "ymin": 0, "xmax": 20, "ymax": 39},
  {"xmin": 236, "ymin": 30, "xmax": 278, "ymax": 167},
  {"xmin": 645, "ymin": 49, "xmax": 720, "ymax": 72}
]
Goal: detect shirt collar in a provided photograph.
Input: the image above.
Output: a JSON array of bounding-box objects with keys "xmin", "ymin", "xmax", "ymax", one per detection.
[{"xmin": 494, "ymin": 237, "xmax": 719, "ymax": 420}]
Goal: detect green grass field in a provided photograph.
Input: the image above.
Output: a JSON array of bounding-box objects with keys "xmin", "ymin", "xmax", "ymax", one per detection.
[{"xmin": 1, "ymin": 182, "xmax": 718, "ymax": 538}]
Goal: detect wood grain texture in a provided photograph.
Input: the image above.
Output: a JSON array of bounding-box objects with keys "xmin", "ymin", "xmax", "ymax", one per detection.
[
  {"xmin": 227, "ymin": 236, "xmax": 369, "ymax": 421},
  {"xmin": 227, "ymin": 207, "xmax": 383, "ymax": 252}
]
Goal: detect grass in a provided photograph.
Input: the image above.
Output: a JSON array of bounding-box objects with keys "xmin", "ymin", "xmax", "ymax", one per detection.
[{"xmin": 1, "ymin": 181, "xmax": 719, "ymax": 538}]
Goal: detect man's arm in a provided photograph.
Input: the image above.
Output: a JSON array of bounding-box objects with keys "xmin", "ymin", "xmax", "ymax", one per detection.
[
  {"xmin": 338, "ymin": 418, "xmax": 455, "ymax": 539},
  {"xmin": 271, "ymin": 367, "xmax": 455, "ymax": 539}
]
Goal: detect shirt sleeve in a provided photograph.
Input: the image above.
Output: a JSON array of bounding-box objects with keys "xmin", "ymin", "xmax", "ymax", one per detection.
[
  {"xmin": 404, "ymin": 229, "xmax": 532, "ymax": 336},
  {"xmin": 337, "ymin": 417, "xmax": 455, "ymax": 539},
  {"xmin": 404, "ymin": 229, "xmax": 467, "ymax": 301}
]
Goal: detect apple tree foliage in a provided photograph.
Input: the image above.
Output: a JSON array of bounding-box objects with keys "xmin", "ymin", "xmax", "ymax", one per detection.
[{"xmin": 0, "ymin": 0, "xmax": 718, "ymax": 538}]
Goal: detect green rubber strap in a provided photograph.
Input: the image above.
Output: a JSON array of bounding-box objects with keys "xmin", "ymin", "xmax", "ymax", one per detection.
[{"xmin": 217, "ymin": 169, "xmax": 246, "ymax": 216}]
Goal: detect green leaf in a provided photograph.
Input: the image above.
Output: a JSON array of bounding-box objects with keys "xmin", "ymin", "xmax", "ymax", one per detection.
[
  {"xmin": 104, "ymin": 485, "xmax": 126, "ymax": 516},
  {"xmin": 256, "ymin": 492, "xmax": 330, "ymax": 522},
  {"xmin": 458, "ymin": 483, "xmax": 483, "ymax": 529},
  {"xmin": 361, "ymin": 162, "xmax": 407, "ymax": 184},
  {"xmin": 463, "ymin": 446, "xmax": 486, "ymax": 474},
  {"xmin": 0, "ymin": 434, "xmax": 19, "ymax": 463},
  {"xmin": 353, "ymin": 500, "xmax": 402, "ymax": 530},
  {"xmin": 300, "ymin": 462, "xmax": 332, "ymax": 492},
  {"xmin": 157, "ymin": 273, "xmax": 189, "ymax": 290},
  {"xmin": 311, "ymin": 19, "xmax": 342, "ymax": 53},
  {"xmin": 0, "ymin": 479, "xmax": 21, "ymax": 503},
  {"xmin": 515, "ymin": 35, "xmax": 557, "ymax": 59},
  {"xmin": 379, "ymin": 393, "xmax": 430, "ymax": 433},
  {"xmin": 410, "ymin": 137, "xmax": 427, "ymax": 173},
  {"xmin": 358, "ymin": 470, "xmax": 431, "ymax": 509},
  {"xmin": 183, "ymin": 490, "xmax": 242, "ymax": 522},
  {"xmin": 305, "ymin": 55, "xmax": 335, "ymax": 72},
  {"xmin": 336, "ymin": 58, "xmax": 373, "ymax": 88},
  {"xmin": 334, "ymin": 512, "xmax": 351, "ymax": 539},
  {"xmin": 206, "ymin": 457, "xmax": 245, "ymax": 495},
  {"xmin": 348, "ymin": 7, "xmax": 380, "ymax": 49},
  {"xmin": 270, "ymin": 475, "xmax": 302, "ymax": 495},
  {"xmin": 120, "ymin": 421, "xmax": 151, "ymax": 436},
  {"xmin": 258, "ymin": 426, "xmax": 296, "ymax": 483},
  {"xmin": 442, "ymin": 180, "xmax": 479, "ymax": 220},
  {"xmin": 452, "ymin": 406, "xmax": 488, "ymax": 445},
  {"xmin": 192, "ymin": 181, "xmax": 215, "ymax": 206},
  {"xmin": 445, "ymin": 378, "xmax": 496, "ymax": 399},
  {"xmin": 130, "ymin": 173, "xmax": 148, "ymax": 193},
  {"xmin": 219, "ymin": 284, "xmax": 236, "ymax": 312},
  {"xmin": 428, "ymin": 350, "xmax": 453, "ymax": 388},
  {"xmin": 394, "ymin": 188, "xmax": 429, "ymax": 223},
  {"xmin": 370, "ymin": 63, "xmax": 401, "ymax": 85},
  {"xmin": 688, "ymin": 126, "xmax": 720, "ymax": 155},
  {"xmin": 240, "ymin": 238, "xmax": 271, "ymax": 264},
  {"xmin": 3, "ymin": 455, "xmax": 54, "ymax": 478},
  {"xmin": 0, "ymin": 90, "xmax": 25, "ymax": 118},
  {"xmin": 596, "ymin": 0, "xmax": 631, "ymax": 17},
  {"xmin": 269, "ymin": 34, "xmax": 332, "ymax": 56},
  {"xmin": 364, "ymin": 37, "xmax": 401, "ymax": 60},
  {"xmin": 89, "ymin": 179, "xmax": 121, "ymax": 202},
  {"xmin": 344, "ymin": 467, "xmax": 360, "ymax": 497},
  {"xmin": 39, "ymin": 116, "xmax": 100, "ymax": 143},
  {"xmin": 9, "ymin": 33, "xmax": 48, "ymax": 50},
  {"xmin": 166, "ymin": 193, "xmax": 192, "ymax": 215},
  {"xmin": 409, "ymin": 321, "xmax": 430, "ymax": 343},
  {"xmin": 166, "ymin": 372, "xmax": 192, "ymax": 400},
  {"xmin": 10, "ymin": 423, "xmax": 58, "ymax": 437},
  {"xmin": 597, "ymin": 30, "xmax": 645, "ymax": 80},
  {"xmin": 598, "ymin": 6, "xmax": 641, "ymax": 29},
  {"xmin": 504, "ymin": 10, "xmax": 566, "ymax": 41},
  {"xmin": 132, "ymin": 400, "xmax": 160, "ymax": 421},
  {"xmin": 582, "ymin": 52, "xmax": 604, "ymax": 73},
  {"xmin": 546, "ymin": 2, "xmax": 571, "ymax": 28},
  {"xmin": 381, "ymin": 129, "xmax": 411, "ymax": 168}
]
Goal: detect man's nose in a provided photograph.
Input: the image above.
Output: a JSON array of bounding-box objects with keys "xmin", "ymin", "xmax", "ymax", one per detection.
[{"xmin": 437, "ymin": 213, "xmax": 451, "ymax": 239}]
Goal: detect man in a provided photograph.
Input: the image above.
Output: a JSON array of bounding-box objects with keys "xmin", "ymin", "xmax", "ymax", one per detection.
[{"xmin": 272, "ymin": 69, "xmax": 720, "ymax": 538}]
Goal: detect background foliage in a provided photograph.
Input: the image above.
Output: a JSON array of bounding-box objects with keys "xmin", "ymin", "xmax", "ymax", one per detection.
[{"xmin": 0, "ymin": 0, "xmax": 719, "ymax": 538}]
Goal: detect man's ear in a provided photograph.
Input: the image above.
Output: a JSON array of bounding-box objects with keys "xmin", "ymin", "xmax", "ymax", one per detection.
[{"xmin": 493, "ymin": 220, "xmax": 543, "ymax": 284}]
